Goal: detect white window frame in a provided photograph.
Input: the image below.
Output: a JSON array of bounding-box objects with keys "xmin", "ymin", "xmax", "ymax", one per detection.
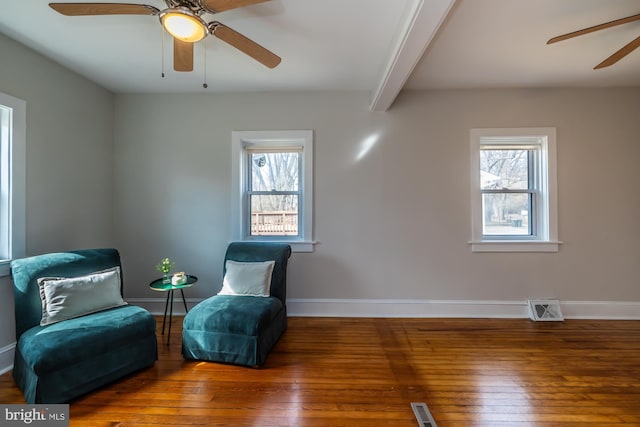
[
  {"xmin": 0, "ymin": 92, "xmax": 26, "ymax": 276},
  {"xmin": 470, "ymin": 127, "xmax": 559, "ymax": 252},
  {"xmin": 231, "ymin": 130, "xmax": 315, "ymax": 252}
]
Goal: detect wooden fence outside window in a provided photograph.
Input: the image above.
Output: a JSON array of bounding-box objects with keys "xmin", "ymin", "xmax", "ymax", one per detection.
[{"xmin": 251, "ymin": 212, "xmax": 298, "ymax": 236}]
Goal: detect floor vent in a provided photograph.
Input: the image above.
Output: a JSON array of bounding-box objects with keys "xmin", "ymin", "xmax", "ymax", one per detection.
[
  {"xmin": 411, "ymin": 402, "xmax": 437, "ymax": 427},
  {"xmin": 528, "ymin": 299, "xmax": 564, "ymax": 321}
]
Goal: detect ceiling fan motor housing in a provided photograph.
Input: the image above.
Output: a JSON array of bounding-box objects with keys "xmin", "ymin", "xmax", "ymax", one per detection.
[{"xmin": 160, "ymin": 6, "xmax": 209, "ymax": 42}]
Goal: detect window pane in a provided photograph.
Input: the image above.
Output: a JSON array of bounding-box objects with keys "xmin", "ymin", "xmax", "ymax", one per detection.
[
  {"xmin": 480, "ymin": 149, "xmax": 530, "ymax": 190},
  {"xmin": 250, "ymin": 195, "xmax": 298, "ymax": 236},
  {"xmin": 482, "ymin": 193, "xmax": 530, "ymax": 235},
  {"xmin": 250, "ymin": 152, "xmax": 299, "ymax": 192}
]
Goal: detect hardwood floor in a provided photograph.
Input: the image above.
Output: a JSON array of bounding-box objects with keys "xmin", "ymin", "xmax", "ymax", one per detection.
[{"xmin": 1, "ymin": 317, "xmax": 640, "ymax": 426}]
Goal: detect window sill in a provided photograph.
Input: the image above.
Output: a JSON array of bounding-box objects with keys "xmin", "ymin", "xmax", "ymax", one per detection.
[
  {"xmin": 237, "ymin": 240, "xmax": 317, "ymax": 253},
  {"xmin": 469, "ymin": 240, "xmax": 561, "ymax": 253}
]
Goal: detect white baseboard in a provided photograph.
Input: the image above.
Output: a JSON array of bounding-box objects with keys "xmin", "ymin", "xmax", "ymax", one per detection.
[
  {"xmin": 0, "ymin": 342, "xmax": 15, "ymax": 376},
  {"xmin": 287, "ymin": 298, "xmax": 529, "ymax": 318},
  {"xmin": 287, "ymin": 298, "xmax": 640, "ymax": 320},
  {"xmin": 129, "ymin": 297, "xmax": 640, "ymax": 320},
  {"xmin": 560, "ymin": 301, "xmax": 640, "ymax": 319}
]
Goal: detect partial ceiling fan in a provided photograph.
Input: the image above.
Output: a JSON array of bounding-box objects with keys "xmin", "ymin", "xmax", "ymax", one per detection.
[
  {"xmin": 547, "ymin": 12, "xmax": 640, "ymax": 69},
  {"xmin": 48, "ymin": 0, "xmax": 281, "ymax": 72}
]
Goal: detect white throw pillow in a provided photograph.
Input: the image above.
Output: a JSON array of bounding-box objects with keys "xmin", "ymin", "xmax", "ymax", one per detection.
[
  {"xmin": 37, "ymin": 266, "xmax": 127, "ymax": 326},
  {"xmin": 218, "ymin": 260, "xmax": 276, "ymax": 297}
]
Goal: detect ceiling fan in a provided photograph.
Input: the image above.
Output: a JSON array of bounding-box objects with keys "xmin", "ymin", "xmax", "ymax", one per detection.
[
  {"xmin": 48, "ymin": 0, "xmax": 281, "ymax": 73},
  {"xmin": 547, "ymin": 12, "xmax": 640, "ymax": 69}
]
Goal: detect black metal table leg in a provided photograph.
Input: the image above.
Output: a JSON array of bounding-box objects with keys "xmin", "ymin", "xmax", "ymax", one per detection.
[
  {"xmin": 180, "ymin": 288, "xmax": 188, "ymax": 313},
  {"xmin": 167, "ymin": 289, "xmax": 174, "ymax": 345},
  {"xmin": 161, "ymin": 290, "xmax": 170, "ymax": 335}
]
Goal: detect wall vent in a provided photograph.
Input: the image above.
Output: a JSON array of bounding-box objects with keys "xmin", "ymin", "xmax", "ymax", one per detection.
[
  {"xmin": 411, "ymin": 402, "xmax": 437, "ymax": 427},
  {"xmin": 528, "ymin": 299, "xmax": 563, "ymax": 321}
]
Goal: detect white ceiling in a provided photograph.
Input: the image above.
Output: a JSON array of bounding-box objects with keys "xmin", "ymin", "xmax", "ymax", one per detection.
[
  {"xmin": 406, "ymin": 0, "xmax": 640, "ymax": 90},
  {"xmin": 0, "ymin": 0, "xmax": 415, "ymax": 95},
  {"xmin": 1, "ymin": 0, "xmax": 639, "ymax": 109}
]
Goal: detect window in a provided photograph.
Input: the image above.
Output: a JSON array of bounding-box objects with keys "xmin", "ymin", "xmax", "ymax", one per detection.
[
  {"xmin": 0, "ymin": 92, "xmax": 26, "ymax": 275},
  {"xmin": 470, "ymin": 128, "xmax": 559, "ymax": 252},
  {"xmin": 248, "ymin": 149, "xmax": 300, "ymax": 237},
  {"xmin": 231, "ymin": 130, "xmax": 314, "ymax": 252}
]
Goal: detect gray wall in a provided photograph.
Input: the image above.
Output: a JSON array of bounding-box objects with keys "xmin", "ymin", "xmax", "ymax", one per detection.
[
  {"xmin": 0, "ymin": 33, "xmax": 114, "ymax": 368},
  {"xmin": 113, "ymin": 89, "xmax": 640, "ymax": 313}
]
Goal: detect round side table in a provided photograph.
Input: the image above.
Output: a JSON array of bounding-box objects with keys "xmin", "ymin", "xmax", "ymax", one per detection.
[{"xmin": 149, "ymin": 275, "xmax": 198, "ymax": 345}]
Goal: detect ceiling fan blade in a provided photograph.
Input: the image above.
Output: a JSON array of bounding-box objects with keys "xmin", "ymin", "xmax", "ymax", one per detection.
[
  {"xmin": 49, "ymin": 3, "xmax": 159, "ymax": 16},
  {"xmin": 547, "ymin": 13, "xmax": 640, "ymax": 44},
  {"xmin": 594, "ymin": 35, "xmax": 640, "ymax": 69},
  {"xmin": 201, "ymin": 0, "xmax": 269, "ymax": 13},
  {"xmin": 174, "ymin": 38, "xmax": 194, "ymax": 72},
  {"xmin": 211, "ymin": 22, "xmax": 281, "ymax": 68}
]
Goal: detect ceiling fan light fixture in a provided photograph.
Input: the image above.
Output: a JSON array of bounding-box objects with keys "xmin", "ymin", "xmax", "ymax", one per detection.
[{"xmin": 160, "ymin": 8, "xmax": 207, "ymax": 43}]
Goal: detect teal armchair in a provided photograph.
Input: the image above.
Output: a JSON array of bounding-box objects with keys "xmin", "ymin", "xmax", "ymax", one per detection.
[
  {"xmin": 182, "ymin": 242, "xmax": 291, "ymax": 367},
  {"xmin": 11, "ymin": 248, "xmax": 157, "ymax": 403}
]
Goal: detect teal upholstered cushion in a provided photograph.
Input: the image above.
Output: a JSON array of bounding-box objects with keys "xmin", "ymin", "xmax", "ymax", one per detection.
[
  {"xmin": 18, "ymin": 304, "xmax": 155, "ymax": 375},
  {"xmin": 37, "ymin": 266, "xmax": 126, "ymax": 326},
  {"xmin": 182, "ymin": 308, "xmax": 286, "ymax": 367},
  {"xmin": 182, "ymin": 294, "xmax": 287, "ymax": 366},
  {"xmin": 183, "ymin": 295, "xmax": 283, "ymax": 336}
]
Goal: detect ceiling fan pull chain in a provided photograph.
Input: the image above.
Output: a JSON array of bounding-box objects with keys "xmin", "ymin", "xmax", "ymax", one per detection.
[
  {"xmin": 161, "ymin": 25, "xmax": 165, "ymax": 78},
  {"xmin": 203, "ymin": 38, "xmax": 208, "ymax": 89}
]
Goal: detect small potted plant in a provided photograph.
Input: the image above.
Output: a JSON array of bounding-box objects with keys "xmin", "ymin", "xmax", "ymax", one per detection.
[{"xmin": 156, "ymin": 257, "xmax": 175, "ymax": 284}]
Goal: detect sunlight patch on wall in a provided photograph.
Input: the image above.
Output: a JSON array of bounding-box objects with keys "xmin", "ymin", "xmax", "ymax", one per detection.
[{"xmin": 355, "ymin": 132, "xmax": 380, "ymax": 162}]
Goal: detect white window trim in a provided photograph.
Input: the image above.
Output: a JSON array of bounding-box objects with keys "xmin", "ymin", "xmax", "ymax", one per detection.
[
  {"xmin": 469, "ymin": 127, "xmax": 560, "ymax": 253},
  {"xmin": 0, "ymin": 92, "xmax": 26, "ymax": 276},
  {"xmin": 231, "ymin": 130, "xmax": 315, "ymax": 252}
]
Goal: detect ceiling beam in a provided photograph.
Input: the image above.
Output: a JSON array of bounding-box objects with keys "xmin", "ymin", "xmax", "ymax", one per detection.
[{"xmin": 369, "ymin": 0, "xmax": 456, "ymax": 112}]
